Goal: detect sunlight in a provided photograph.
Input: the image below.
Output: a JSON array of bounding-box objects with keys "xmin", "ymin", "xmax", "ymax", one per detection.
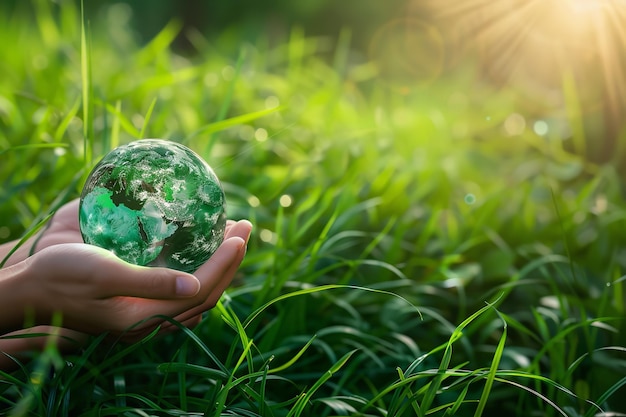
[
  {"xmin": 568, "ymin": 0, "xmax": 613, "ymax": 12},
  {"xmin": 551, "ymin": 0, "xmax": 618, "ymax": 38},
  {"xmin": 414, "ymin": 0, "xmax": 626, "ymax": 125}
]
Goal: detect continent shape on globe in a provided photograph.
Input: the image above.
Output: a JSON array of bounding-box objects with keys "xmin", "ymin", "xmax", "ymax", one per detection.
[{"xmin": 79, "ymin": 139, "xmax": 226, "ymax": 273}]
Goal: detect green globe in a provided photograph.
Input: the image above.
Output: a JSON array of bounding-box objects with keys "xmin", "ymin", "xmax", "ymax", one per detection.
[{"xmin": 79, "ymin": 139, "xmax": 226, "ymax": 273}]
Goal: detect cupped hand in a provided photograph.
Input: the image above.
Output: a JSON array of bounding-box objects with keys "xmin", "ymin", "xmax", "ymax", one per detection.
[
  {"xmin": 24, "ymin": 224, "xmax": 249, "ymax": 340},
  {"xmin": 2, "ymin": 199, "xmax": 252, "ymax": 341}
]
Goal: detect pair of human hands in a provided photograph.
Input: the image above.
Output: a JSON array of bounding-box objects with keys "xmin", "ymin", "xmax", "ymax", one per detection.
[{"xmin": 0, "ymin": 199, "xmax": 252, "ymax": 343}]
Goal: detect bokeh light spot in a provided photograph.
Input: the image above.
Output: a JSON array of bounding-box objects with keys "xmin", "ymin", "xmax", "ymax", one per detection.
[
  {"xmin": 533, "ymin": 120, "xmax": 549, "ymax": 136},
  {"xmin": 247, "ymin": 195, "xmax": 260, "ymax": 207},
  {"xmin": 265, "ymin": 96, "xmax": 280, "ymax": 109},
  {"xmin": 464, "ymin": 194, "xmax": 476, "ymax": 205},
  {"xmin": 260, "ymin": 229, "xmax": 277, "ymax": 244},
  {"xmin": 255, "ymin": 128, "xmax": 268, "ymax": 142},
  {"xmin": 279, "ymin": 194, "xmax": 293, "ymax": 207},
  {"xmin": 504, "ymin": 113, "xmax": 526, "ymax": 136},
  {"xmin": 132, "ymin": 113, "xmax": 144, "ymax": 130},
  {"xmin": 238, "ymin": 125, "xmax": 255, "ymax": 141}
]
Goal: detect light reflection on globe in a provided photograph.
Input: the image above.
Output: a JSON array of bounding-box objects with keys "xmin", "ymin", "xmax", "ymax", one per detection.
[{"xmin": 79, "ymin": 139, "xmax": 226, "ymax": 273}]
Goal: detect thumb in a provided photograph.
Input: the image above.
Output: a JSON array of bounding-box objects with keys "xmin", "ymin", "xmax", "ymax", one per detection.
[
  {"xmin": 102, "ymin": 263, "xmax": 201, "ymax": 299},
  {"xmin": 31, "ymin": 243, "xmax": 201, "ymax": 299}
]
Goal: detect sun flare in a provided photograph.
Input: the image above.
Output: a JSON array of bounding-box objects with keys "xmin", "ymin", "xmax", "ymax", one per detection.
[{"xmin": 378, "ymin": 0, "xmax": 626, "ymax": 154}]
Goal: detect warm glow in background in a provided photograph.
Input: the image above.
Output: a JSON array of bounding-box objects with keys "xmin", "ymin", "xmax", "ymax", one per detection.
[{"xmin": 368, "ymin": 0, "xmax": 626, "ymax": 161}]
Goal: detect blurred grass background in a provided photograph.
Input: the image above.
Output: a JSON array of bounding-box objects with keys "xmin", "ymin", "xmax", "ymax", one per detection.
[{"xmin": 1, "ymin": 0, "xmax": 626, "ymax": 415}]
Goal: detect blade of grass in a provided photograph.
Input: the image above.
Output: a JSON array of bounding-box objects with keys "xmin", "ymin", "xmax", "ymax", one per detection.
[
  {"xmin": 53, "ymin": 96, "xmax": 80, "ymax": 142},
  {"xmin": 136, "ymin": 19, "xmax": 182, "ymax": 66},
  {"xmin": 110, "ymin": 100, "xmax": 122, "ymax": 150},
  {"xmin": 530, "ymin": 316, "xmax": 620, "ymax": 370},
  {"xmin": 213, "ymin": 339, "xmax": 255, "ymax": 417},
  {"xmin": 443, "ymin": 383, "xmax": 472, "ymax": 416},
  {"xmin": 155, "ymin": 363, "xmax": 228, "ymax": 380},
  {"xmin": 113, "ymin": 373, "xmax": 126, "ymax": 408},
  {"xmin": 34, "ymin": 0, "xmax": 59, "ymax": 47},
  {"xmin": 473, "ymin": 310, "xmax": 507, "ymax": 417},
  {"xmin": 0, "ymin": 143, "xmax": 69, "ymax": 156},
  {"xmin": 53, "ymin": 333, "xmax": 107, "ymax": 415},
  {"xmin": 269, "ymin": 336, "xmax": 317, "ymax": 374},
  {"xmin": 493, "ymin": 377, "xmax": 570, "ymax": 417},
  {"xmin": 215, "ymin": 300, "xmax": 254, "ymax": 374},
  {"xmin": 259, "ymin": 363, "xmax": 274, "ymax": 417},
  {"xmin": 396, "ymin": 367, "xmax": 421, "ymax": 415},
  {"xmin": 139, "ymin": 97, "xmax": 157, "ymax": 139},
  {"xmin": 419, "ymin": 300, "xmax": 500, "ymax": 417},
  {"xmin": 177, "ymin": 339, "xmax": 188, "ymax": 411},
  {"xmin": 286, "ymin": 349, "xmax": 357, "ymax": 417},
  {"xmin": 80, "ymin": 0, "xmax": 93, "ymax": 166},
  {"xmin": 365, "ymin": 366, "xmax": 475, "ymax": 414},
  {"xmin": 584, "ymin": 376, "xmax": 626, "ymax": 417},
  {"xmin": 10, "ymin": 312, "xmax": 65, "ymax": 416},
  {"xmin": 188, "ymin": 106, "xmax": 283, "ymax": 141},
  {"xmin": 204, "ymin": 47, "xmax": 245, "ymax": 155},
  {"xmin": 244, "ymin": 284, "xmax": 421, "ymax": 330},
  {"xmin": 104, "ymin": 102, "xmax": 141, "ymax": 138}
]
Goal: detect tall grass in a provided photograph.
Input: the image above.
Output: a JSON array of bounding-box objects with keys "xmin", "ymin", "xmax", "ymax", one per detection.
[{"xmin": 1, "ymin": 1, "xmax": 625, "ymax": 416}]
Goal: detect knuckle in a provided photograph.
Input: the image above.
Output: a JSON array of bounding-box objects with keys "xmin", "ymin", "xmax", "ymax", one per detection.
[{"xmin": 149, "ymin": 272, "xmax": 168, "ymax": 294}]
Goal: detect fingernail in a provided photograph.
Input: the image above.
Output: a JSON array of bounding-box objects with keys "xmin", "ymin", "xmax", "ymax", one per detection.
[
  {"xmin": 239, "ymin": 220, "xmax": 253, "ymax": 244},
  {"xmin": 176, "ymin": 276, "xmax": 200, "ymax": 296}
]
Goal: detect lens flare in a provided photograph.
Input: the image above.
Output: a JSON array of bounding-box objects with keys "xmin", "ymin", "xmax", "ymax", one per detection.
[{"xmin": 410, "ymin": 0, "xmax": 626, "ymax": 157}]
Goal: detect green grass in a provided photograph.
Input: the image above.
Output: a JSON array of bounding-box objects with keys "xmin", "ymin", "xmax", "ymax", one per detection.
[{"xmin": 1, "ymin": 1, "xmax": 626, "ymax": 416}]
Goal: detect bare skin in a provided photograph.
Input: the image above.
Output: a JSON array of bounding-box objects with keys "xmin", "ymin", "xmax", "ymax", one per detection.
[{"xmin": 0, "ymin": 199, "xmax": 252, "ymax": 370}]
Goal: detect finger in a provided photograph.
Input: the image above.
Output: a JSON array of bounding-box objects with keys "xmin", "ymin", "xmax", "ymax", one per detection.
[
  {"xmin": 108, "ymin": 235, "xmax": 246, "ymax": 328},
  {"xmin": 162, "ymin": 223, "xmax": 252, "ymax": 327},
  {"xmin": 194, "ymin": 236, "xmax": 246, "ymax": 289},
  {"xmin": 224, "ymin": 220, "xmax": 253, "ymax": 243},
  {"xmin": 195, "ymin": 236, "xmax": 246, "ymax": 293},
  {"xmin": 169, "ymin": 238, "xmax": 246, "ymax": 324},
  {"xmin": 36, "ymin": 199, "xmax": 80, "ymax": 235},
  {"xmin": 53, "ymin": 199, "xmax": 80, "ymax": 231},
  {"xmin": 223, "ymin": 220, "xmax": 235, "ymax": 237}
]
